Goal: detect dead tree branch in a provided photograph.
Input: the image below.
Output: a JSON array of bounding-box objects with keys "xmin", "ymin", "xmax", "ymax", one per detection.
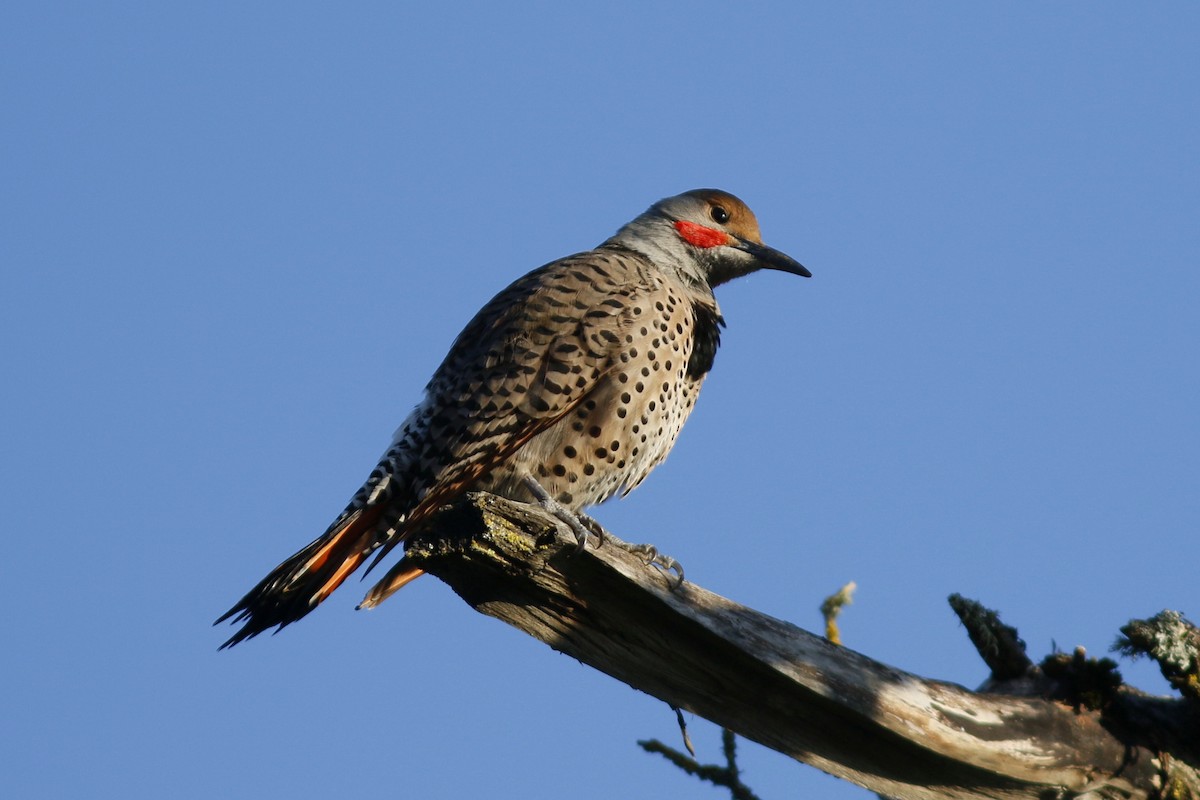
[{"xmin": 400, "ymin": 493, "xmax": 1200, "ymax": 800}]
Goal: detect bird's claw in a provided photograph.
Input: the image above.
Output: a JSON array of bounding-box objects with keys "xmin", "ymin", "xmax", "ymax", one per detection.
[
  {"xmin": 579, "ymin": 514, "xmax": 608, "ymax": 549},
  {"xmin": 624, "ymin": 543, "xmax": 686, "ymax": 591}
]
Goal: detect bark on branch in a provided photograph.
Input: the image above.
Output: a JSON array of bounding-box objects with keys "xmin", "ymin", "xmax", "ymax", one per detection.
[{"xmin": 401, "ymin": 493, "xmax": 1200, "ymax": 800}]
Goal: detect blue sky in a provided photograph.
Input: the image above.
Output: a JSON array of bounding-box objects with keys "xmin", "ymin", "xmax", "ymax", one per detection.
[{"xmin": 3, "ymin": 3, "xmax": 1196, "ymax": 799}]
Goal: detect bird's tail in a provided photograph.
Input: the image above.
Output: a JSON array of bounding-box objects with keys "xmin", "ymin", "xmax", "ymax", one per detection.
[
  {"xmin": 358, "ymin": 558, "xmax": 427, "ymax": 610},
  {"xmin": 215, "ymin": 504, "xmax": 387, "ymax": 648}
]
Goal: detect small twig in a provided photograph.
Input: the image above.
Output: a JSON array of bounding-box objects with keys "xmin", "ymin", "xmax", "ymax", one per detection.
[
  {"xmin": 672, "ymin": 704, "xmax": 696, "ymax": 757},
  {"xmin": 820, "ymin": 581, "xmax": 856, "ymax": 645},
  {"xmin": 638, "ymin": 728, "xmax": 763, "ymax": 800}
]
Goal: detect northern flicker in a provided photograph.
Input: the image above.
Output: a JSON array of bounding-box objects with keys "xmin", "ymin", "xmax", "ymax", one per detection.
[{"xmin": 217, "ymin": 189, "xmax": 809, "ymax": 647}]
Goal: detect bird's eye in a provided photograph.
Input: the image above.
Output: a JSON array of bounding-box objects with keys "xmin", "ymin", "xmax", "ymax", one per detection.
[{"xmin": 710, "ymin": 205, "xmax": 730, "ymax": 224}]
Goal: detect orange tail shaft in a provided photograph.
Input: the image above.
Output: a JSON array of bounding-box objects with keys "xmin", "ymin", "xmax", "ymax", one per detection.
[{"xmin": 358, "ymin": 560, "xmax": 426, "ymax": 610}]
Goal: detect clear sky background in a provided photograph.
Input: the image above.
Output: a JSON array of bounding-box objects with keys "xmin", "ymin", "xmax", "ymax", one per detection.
[{"xmin": 3, "ymin": 3, "xmax": 1196, "ymax": 799}]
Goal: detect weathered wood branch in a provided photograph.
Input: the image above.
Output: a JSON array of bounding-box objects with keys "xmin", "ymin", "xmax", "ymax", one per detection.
[{"xmin": 402, "ymin": 493, "xmax": 1200, "ymax": 800}]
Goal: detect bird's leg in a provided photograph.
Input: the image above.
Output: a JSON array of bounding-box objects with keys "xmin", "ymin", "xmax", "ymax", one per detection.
[
  {"xmin": 520, "ymin": 472, "xmax": 594, "ymax": 552},
  {"xmin": 518, "ymin": 472, "xmax": 684, "ymax": 589}
]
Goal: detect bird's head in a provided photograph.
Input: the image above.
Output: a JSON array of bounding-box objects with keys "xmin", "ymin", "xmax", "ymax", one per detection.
[{"xmin": 609, "ymin": 189, "xmax": 810, "ymax": 288}]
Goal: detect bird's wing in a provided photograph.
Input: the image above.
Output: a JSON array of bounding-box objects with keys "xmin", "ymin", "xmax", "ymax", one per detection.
[{"xmin": 370, "ymin": 246, "xmax": 671, "ymax": 546}]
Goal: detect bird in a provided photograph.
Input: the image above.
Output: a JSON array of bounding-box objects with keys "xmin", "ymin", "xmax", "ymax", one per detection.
[{"xmin": 216, "ymin": 189, "xmax": 809, "ymax": 648}]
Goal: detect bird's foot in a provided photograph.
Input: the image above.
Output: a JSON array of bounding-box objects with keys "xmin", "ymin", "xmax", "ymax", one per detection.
[
  {"xmin": 577, "ymin": 512, "xmax": 608, "ymax": 549},
  {"xmin": 519, "ymin": 473, "xmax": 683, "ymax": 589},
  {"xmin": 613, "ymin": 541, "xmax": 686, "ymax": 591}
]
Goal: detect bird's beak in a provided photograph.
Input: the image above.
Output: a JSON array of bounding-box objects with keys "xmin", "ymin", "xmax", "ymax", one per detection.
[{"xmin": 732, "ymin": 237, "xmax": 811, "ymax": 278}]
